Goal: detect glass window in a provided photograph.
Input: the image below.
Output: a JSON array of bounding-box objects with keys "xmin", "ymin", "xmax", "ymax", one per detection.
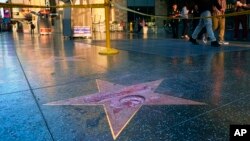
[{"xmin": 127, "ymin": 0, "xmax": 155, "ymax": 7}]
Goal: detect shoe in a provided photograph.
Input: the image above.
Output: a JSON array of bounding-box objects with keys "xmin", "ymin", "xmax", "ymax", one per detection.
[
  {"xmin": 182, "ymin": 35, "xmax": 189, "ymax": 40},
  {"xmin": 202, "ymin": 34, "xmax": 208, "ymax": 44},
  {"xmin": 219, "ymin": 41, "xmax": 229, "ymax": 45},
  {"xmin": 211, "ymin": 41, "xmax": 221, "ymax": 47},
  {"xmin": 189, "ymin": 37, "xmax": 199, "ymax": 45},
  {"xmin": 184, "ymin": 35, "xmax": 189, "ymax": 40}
]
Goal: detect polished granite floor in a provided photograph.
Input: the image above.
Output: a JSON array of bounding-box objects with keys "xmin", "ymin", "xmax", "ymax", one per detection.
[{"xmin": 1, "ymin": 32, "xmax": 250, "ymax": 141}]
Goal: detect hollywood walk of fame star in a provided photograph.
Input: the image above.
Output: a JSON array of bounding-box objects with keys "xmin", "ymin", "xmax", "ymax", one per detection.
[{"xmin": 45, "ymin": 79, "xmax": 205, "ymax": 140}]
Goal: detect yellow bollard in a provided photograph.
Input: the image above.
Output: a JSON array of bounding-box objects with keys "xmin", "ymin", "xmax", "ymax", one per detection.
[
  {"xmin": 98, "ymin": 0, "xmax": 119, "ymax": 55},
  {"xmin": 129, "ymin": 22, "xmax": 133, "ymax": 32}
]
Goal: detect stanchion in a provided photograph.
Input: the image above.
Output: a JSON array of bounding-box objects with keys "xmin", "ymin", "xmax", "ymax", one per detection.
[{"xmin": 98, "ymin": 0, "xmax": 119, "ymax": 55}]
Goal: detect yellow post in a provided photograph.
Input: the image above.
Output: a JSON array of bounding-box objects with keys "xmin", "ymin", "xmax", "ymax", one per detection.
[{"xmin": 98, "ymin": 0, "xmax": 119, "ymax": 55}]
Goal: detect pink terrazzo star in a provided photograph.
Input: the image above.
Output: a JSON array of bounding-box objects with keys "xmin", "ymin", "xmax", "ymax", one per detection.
[{"xmin": 45, "ymin": 79, "xmax": 205, "ymax": 139}]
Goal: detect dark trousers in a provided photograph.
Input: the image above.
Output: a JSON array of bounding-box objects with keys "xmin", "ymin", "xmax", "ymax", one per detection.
[
  {"xmin": 182, "ymin": 19, "xmax": 189, "ymax": 36},
  {"xmin": 137, "ymin": 24, "xmax": 142, "ymax": 33},
  {"xmin": 234, "ymin": 15, "xmax": 248, "ymax": 39},
  {"xmin": 171, "ymin": 21, "xmax": 179, "ymax": 38},
  {"xmin": 192, "ymin": 19, "xmax": 199, "ymax": 31}
]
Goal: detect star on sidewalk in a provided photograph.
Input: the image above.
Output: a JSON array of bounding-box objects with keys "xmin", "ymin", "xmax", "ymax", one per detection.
[{"xmin": 45, "ymin": 79, "xmax": 205, "ymax": 140}]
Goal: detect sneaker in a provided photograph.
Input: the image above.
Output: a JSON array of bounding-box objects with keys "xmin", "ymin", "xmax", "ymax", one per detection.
[
  {"xmin": 202, "ymin": 34, "xmax": 208, "ymax": 44},
  {"xmin": 189, "ymin": 37, "xmax": 199, "ymax": 45},
  {"xmin": 211, "ymin": 41, "xmax": 221, "ymax": 47},
  {"xmin": 219, "ymin": 41, "xmax": 229, "ymax": 45},
  {"xmin": 184, "ymin": 35, "xmax": 190, "ymax": 40}
]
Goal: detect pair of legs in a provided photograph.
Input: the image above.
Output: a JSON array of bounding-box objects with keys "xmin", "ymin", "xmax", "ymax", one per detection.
[
  {"xmin": 137, "ymin": 24, "xmax": 143, "ymax": 33},
  {"xmin": 191, "ymin": 10, "xmax": 217, "ymax": 42},
  {"xmin": 192, "ymin": 19, "xmax": 199, "ymax": 31},
  {"xmin": 234, "ymin": 15, "xmax": 248, "ymax": 40},
  {"xmin": 213, "ymin": 16, "xmax": 226, "ymax": 41},
  {"xmin": 182, "ymin": 19, "xmax": 189, "ymax": 37},
  {"xmin": 171, "ymin": 20, "xmax": 179, "ymax": 38}
]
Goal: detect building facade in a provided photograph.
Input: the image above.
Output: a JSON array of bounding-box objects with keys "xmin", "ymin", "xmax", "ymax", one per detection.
[{"xmin": 9, "ymin": 0, "xmax": 168, "ymax": 34}]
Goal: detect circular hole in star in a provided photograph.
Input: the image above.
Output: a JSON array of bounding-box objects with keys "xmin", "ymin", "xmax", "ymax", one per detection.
[{"xmin": 119, "ymin": 95, "xmax": 145, "ymax": 107}]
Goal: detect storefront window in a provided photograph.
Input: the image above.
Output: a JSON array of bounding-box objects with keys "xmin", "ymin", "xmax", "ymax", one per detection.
[{"xmin": 127, "ymin": 0, "xmax": 155, "ymax": 23}]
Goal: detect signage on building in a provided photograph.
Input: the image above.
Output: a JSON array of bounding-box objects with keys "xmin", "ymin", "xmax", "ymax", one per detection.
[
  {"xmin": 40, "ymin": 28, "xmax": 52, "ymax": 34},
  {"xmin": 73, "ymin": 26, "xmax": 91, "ymax": 38}
]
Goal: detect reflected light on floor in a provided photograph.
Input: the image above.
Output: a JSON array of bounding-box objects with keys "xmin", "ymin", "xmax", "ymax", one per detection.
[
  {"xmin": 211, "ymin": 52, "xmax": 225, "ymax": 106},
  {"xmin": 143, "ymin": 33, "xmax": 148, "ymax": 39}
]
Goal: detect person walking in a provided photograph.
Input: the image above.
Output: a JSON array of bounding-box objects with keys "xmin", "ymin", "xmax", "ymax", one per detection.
[
  {"xmin": 234, "ymin": 0, "xmax": 248, "ymax": 40},
  {"xmin": 30, "ymin": 22, "xmax": 35, "ymax": 34},
  {"xmin": 192, "ymin": 5, "xmax": 200, "ymax": 31},
  {"xmin": 169, "ymin": 4, "xmax": 180, "ymax": 39},
  {"xmin": 189, "ymin": 0, "xmax": 222, "ymax": 47},
  {"xmin": 212, "ymin": 0, "xmax": 229, "ymax": 45},
  {"xmin": 192, "ymin": 4, "xmax": 207, "ymax": 41},
  {"xmin": 181, "ymin": 3, "xmax": 190, "ymax": 39},
  {"xmin": 136, "ymin": 18, "xmax": 142, "ymax": 33}
]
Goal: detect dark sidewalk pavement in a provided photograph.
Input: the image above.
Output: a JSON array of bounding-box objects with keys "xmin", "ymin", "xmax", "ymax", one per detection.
[{"xmin": 0, "ymin": 32, "xmax": 250, "ymax": 141}]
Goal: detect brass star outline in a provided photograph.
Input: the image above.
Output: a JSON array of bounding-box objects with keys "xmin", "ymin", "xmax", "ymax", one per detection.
[{"xmin": 45, "ymin": 79, "xmax": 205, "ymax": 140}]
